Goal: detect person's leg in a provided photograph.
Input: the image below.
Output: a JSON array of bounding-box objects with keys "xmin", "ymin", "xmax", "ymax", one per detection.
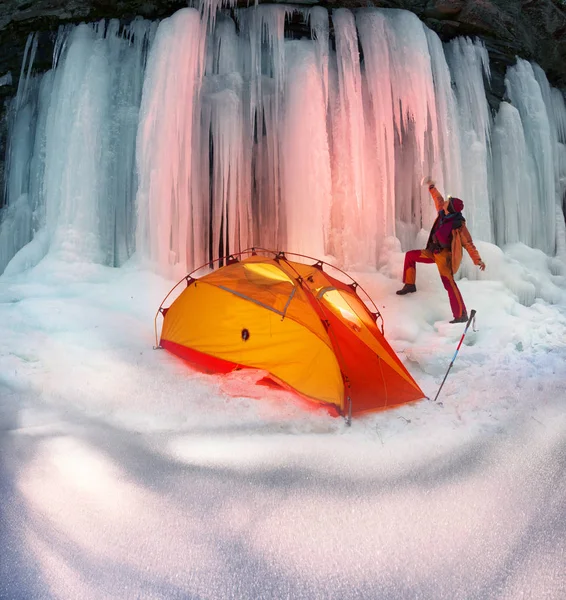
[
  {"xmin": 434, "ymin": 250, "xmax": 467, "ymax": 319},
  {"xmin": 403, "ymin": 249, "xmax": 434, "ymax": 285},
  {"xmin": 397, "ymin": 249, "xmax": 434, "ymax": 295}
]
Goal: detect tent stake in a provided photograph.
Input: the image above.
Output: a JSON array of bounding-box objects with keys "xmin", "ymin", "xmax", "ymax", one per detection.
[
  {"xmin": 434, "ymin": 309, "xmax": 476, "ymax": 403},
  {"xmin": 345, "ymin": 396, "xmax": 352, "ymax": 426}
]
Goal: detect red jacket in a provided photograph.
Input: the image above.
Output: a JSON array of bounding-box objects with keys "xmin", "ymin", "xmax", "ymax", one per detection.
[{"xmin": 428, "ymin": 187, "xmax": 482, "ymax": 273}]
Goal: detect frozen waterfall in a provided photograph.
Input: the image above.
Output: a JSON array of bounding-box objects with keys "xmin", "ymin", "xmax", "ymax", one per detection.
[{"xmin": 1, "ymin": 4, "xmax": 566, "ymax": 277}]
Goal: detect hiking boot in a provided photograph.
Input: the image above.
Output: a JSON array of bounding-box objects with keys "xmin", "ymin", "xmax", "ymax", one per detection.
[
  {"xmin": 396, "ymin": 284, "xmax": 417, "ymax": 295},
  {"xmin": 449, "ymin": 313, "xmax": 468, "ymax": 324}
]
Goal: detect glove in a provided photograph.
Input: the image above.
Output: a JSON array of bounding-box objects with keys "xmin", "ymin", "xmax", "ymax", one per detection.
[
  {"xmin": 421, "ymin": 176, "xmax": 435, "ymax": 188},
  {"xmin": 478, "ymin": 260, "xmax": 486, "ymax": 271}
]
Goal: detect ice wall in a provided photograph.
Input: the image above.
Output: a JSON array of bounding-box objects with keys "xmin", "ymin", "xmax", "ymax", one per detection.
[
  {"xmin": 1, "ymin": 4, "xmax": 566, "ymax": 277},
  {"xmin": 1, "ymin": 19, "xmax": 155, "ymax": 273}
]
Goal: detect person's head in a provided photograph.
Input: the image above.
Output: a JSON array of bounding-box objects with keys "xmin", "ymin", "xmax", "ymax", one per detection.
[{"xmin": 444, "ymin": 195, "xmax": 464, "ymax": 214}]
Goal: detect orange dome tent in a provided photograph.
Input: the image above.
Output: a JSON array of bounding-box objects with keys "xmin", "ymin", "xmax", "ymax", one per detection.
[{"xmin": 155, "ymin": 249, "xmax": 424, "ymax": 418}]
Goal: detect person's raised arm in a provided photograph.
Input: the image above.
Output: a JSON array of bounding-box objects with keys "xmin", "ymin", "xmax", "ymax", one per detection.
[{"xmin": 421, "ymin": 176, "xmax": 444, "ymax": 213}]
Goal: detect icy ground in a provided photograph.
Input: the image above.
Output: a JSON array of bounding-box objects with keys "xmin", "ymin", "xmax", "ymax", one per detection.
[{"xmin": 1, "ymin": 245, "xmax": 565, "ymax": 600}]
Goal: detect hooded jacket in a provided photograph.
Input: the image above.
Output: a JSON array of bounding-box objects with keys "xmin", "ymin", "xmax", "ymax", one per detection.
[{"xmin": 427, "ymin": 187, "xmax": 482, "ymax": 273}]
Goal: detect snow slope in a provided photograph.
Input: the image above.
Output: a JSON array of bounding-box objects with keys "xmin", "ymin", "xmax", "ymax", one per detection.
[{"xmin": 1, "ymin": 244, "xmax": 565, "ymax": 599}]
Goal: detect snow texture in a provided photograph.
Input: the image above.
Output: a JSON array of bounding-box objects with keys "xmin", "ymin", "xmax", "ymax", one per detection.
[{"xmin": 1, "ymin": 248, "xmax": 565, "ymax": 599}]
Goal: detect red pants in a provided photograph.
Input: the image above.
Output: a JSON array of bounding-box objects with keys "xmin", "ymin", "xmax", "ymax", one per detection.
[{"xmin": 403, "ymin": 249, "xmax": 466, "ymax": 319}]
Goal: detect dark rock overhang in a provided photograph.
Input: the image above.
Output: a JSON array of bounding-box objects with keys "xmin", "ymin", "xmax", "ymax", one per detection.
[{"xmin": 0, "ymin": 1, "xmax": 565, "ymax": 116}]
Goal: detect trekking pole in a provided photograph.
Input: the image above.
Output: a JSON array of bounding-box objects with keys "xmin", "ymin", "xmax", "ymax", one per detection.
[{"xmin": 433, "ymin": 309, "xmax": 476, "ymax": 403}]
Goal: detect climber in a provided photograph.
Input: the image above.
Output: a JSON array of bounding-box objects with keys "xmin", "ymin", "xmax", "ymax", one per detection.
[{"xmin": 396, "ymin": 176, "xmax": 486, "ymax": 323}]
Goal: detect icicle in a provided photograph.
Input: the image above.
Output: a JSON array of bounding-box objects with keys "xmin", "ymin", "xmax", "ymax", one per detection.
[
  {"xmin": 551, "ymin": 89, "xmax": 566, "ymax": 144},
  {"xmin": 15, "ymin": 33, "xmax": 38, "ymax": 111},
  {"xmin": 53, "ymin": 24, "xmax": 73, "ymax": 68},
  {"xmin": 136, "ymin": 8, "xmax": 206, "ymax": 274},
  {"xmin": 505, "ymin": 59, "xmax": 556, "ymax": 255},
  {"xmin": 491, "ymin": 101, "xmax": 536, "ymax": 247},
  {"xmin": 355, "ymin": 8, "xmax": 438, "ymax": 254},
  {"xmin": 211, "ymin": 13, "xmax": 241, "ymax": 76},
  {"xmin": 0, "ymin": 93, "xmax": 35, "ymax": 273},
  {"xmin": 355, "ymin": 9, "xmax": 395, "ymax": 248},
  {"xmin": 43, "ymin": 25, "xmax": 110, "ymax": 263},
  {"xmin": 424, "ymin": 29, "xmax": 463, "ymax": 209},
  {"xmin": 445, "ymin": 37, "xmax": 492, "ymax": 242},
  {"xmin": 555, "ymin": 203, "xmax": 566, "ymax": 261},
  {"xmin": 385, "ymin": 10, "xmax": 440, "ymax": 243},
  {"xmin": 102, "ymin": 18, "xmax": 155, "ymax": 266},
  {"xmin": 235, "ymin": 5, "xmax": 290, "ymax": 120},
  {"xmin": 531, "ymin": 63, "xmax": 566, "ymax": 257},
  {"xmin": 533, "ymin": 64, "xmax": 561, "ymax": 184},
  {"xmin": 558, "ymin": 141, "xmax": 566, "ymax": 229},
  {"xmin": 28, "ymin": 72, "xmax": 55, "ymax": 235},
  {"xmin": 234, "ymin": 4, "xmax": 293, "ymax": 250},
  {"xmin": 0, "ymin": 70, "xmax": 55, "ymax": 276},
  {"xmin": 329, "ymin": 8, "xmax": 366, "ymax": 265},
  {"xmin": 308, "ymin": 6, "xmax": 329, "ymax": 108},
  {"xmin": 281, "ymin": 40, "xmax": 331, "ymax": 258},
  {"xmin": 382, "ymin": 10, "xmax": 438, "ymax": 167},
  {"xmin": 194, "ymin": 0, "xmax": 237, "ymax": 31},
  {"xmin": 0, "ymin": 34, "xmax": 41, "ymax": 273},
  {"xmin": 202, "ymin": 14, "xmax": 252, "ymax": 258},
  {"xmin": 4, "ymin": 100, "xmax": 34, "ymax": 224}
]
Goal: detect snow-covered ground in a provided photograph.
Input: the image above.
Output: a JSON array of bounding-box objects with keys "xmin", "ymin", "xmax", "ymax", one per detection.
[{"xmin": 1, "ymin": 242, "xmax": 565, "ymax": 599}]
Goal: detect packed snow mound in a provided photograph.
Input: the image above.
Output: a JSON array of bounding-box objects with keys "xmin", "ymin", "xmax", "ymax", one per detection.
[{"xmin": 1, "ymin": 251, "xmax": 565, "ymax": 599}]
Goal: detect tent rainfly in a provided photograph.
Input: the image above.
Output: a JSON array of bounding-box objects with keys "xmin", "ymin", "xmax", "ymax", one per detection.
[{"xmin": 155, "ymin": 249, "xmax": 424, "ymax": 418}]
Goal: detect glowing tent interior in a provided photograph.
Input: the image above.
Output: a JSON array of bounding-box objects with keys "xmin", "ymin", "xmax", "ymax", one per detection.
[{"xmin": 155, "ymin": 249, "xmax": 425, "ymax": 417}]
